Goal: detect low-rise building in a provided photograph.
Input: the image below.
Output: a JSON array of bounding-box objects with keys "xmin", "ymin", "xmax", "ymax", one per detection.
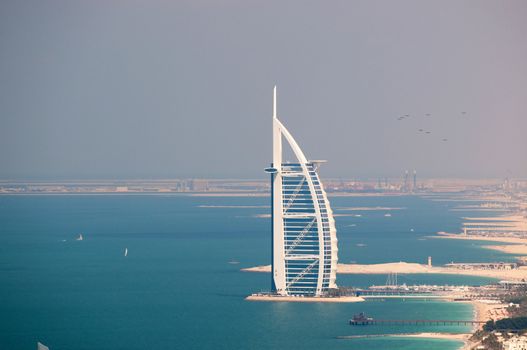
[{"xmin": 504, "ymin": 336, "xmax": 527, "ymax": 350}]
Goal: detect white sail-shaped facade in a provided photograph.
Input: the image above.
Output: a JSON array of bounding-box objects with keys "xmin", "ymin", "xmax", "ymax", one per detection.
[{"xmin": 265, "ymin": 87, "xmax": 338, "ymax": 297}]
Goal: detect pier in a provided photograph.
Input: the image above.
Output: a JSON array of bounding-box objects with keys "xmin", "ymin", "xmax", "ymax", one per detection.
[
  {"xmin": 349, "ymin": 319, "xmax": 486, "ymax": 326},
  {"xmin": 354, "ymin": 289, "xmax": 433, "ymax": 296}
]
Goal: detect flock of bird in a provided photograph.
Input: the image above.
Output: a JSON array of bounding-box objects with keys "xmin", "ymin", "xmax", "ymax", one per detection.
[{"xmin": 396, "ymin": 111, "xmax": 467, "ymax": 142}]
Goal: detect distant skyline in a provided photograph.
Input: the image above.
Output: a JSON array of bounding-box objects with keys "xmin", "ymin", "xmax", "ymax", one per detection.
[{"xmin": 1, "ymin": 1, "xmax": 526, "ymax": 180}]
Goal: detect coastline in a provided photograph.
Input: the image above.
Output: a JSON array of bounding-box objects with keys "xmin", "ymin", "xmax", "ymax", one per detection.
[
  {"xmin": 458, "ymin": 300, "xmax": 509, "ymax": 349},
  {"xmin": 242, "ymin": 261, "xmax": 527, "ymax": 280},
  {"xmin": 337, "ymin": 332, "xmax": 470, "ymax": 340},
  {"xmin": 433, "ymin": 232, "xmax": 527, "ymax": 262},
  {"xmin": 391, "ymin": 332, "xmax": 470, "ymax": 341}
]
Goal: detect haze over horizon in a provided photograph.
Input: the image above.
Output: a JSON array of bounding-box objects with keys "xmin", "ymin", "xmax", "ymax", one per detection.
[{"xmin": 1, "ymin": 0, "xmax": 526, "ymax": 180}]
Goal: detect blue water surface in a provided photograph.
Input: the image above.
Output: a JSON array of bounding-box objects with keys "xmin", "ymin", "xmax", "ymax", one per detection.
[{"xmin": 0, "ymin": 194, "xmax": 506, "ymax": 349}]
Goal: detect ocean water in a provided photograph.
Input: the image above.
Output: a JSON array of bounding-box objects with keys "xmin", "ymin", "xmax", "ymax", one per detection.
[{"xmin": 0, "ymin": 194, "xmax": 506, "ymax": 350}]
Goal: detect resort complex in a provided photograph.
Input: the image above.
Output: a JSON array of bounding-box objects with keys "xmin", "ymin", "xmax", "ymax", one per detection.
[{"xmin": 264, "ymin": 87, "xmax": 338, "ymax": 297}]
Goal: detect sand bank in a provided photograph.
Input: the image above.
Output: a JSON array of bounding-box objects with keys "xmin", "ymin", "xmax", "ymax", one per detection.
[
  {"xmin": 241, "ymin": 265, "xmax": 271, "ymax": 273},
  {"xmin": 391, "ymin": 332, "xmax": 470, "ymax": 341},
  {"xmin": 434, "ymin": 233, "xmax": 527, "ymax": 245},
  {"xmin": 337, "ymin": 332, "xmax": 471, "ymax": 341},
  {"xmin": 337, "ymin": 262, "xmax": 527, "ymax": 280},
  {"xmin": 242, "ymin": 261, "xmax": 527, "ymax": 280},
  {"xmin": 337, "ymin": 332, "xmax": 470, "ymax": 342},
  {"xmin": 486, "ymin": 244, "xmax": 527, "ymax": 255},
  {"xmin": 189, "ymin": 193, "xmax": 268, "ymax": 197},
  {"xmin": 335, "ymin": 206, "xmax": 406, "ymax": 211},
  {"xmin": 434, "ymin": 232, "xmax": 527, "ymax": 262},
  {"xmin": 463, "ymin": 216, "xmax": 526, "ymax": 222}
]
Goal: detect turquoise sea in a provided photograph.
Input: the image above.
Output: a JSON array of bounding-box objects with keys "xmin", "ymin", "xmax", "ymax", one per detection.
[{"xmin": 0, "ymin": 194, "xmax": 510, "ymax": 349}]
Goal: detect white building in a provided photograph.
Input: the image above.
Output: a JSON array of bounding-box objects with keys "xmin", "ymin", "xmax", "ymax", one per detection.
[
  {"xmin": 504, "ymin": 336, "xmax": 527, "ymax": 350},
  {"xmin": 265, "ymin": 87, "xmax": 339, "ymax": 297}
]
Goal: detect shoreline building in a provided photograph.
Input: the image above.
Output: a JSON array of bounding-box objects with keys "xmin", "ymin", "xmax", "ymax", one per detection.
[{"xmin": 264, "ymin": 87, "xmax": 339, "ymax": 297}]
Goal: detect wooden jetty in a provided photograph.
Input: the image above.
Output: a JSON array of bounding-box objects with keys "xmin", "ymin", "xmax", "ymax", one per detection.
[{"xmin": 349, "ymin": 319, "xmax": 486, "ymax": 326}]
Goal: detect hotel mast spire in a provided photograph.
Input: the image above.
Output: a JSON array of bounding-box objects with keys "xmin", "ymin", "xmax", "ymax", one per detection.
[{"xmin": 273, "ymin": 85, "xmax": 277, "ymax": 119}]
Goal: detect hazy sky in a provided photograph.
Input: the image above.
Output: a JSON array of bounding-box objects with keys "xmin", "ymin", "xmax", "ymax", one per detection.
[{"xmin": 1, "ymin": 0, "xmax": 526, "ymax": 180}]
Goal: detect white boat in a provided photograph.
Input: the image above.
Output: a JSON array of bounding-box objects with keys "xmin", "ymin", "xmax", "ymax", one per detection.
[
  {"xmin": 76, "ymin": 233, "xmax": 83, "ymax": 241},
  {"xmin": 384, "ymin": 213, "xmax": 392, "ymax": 217},
  {"xmin": 37, "ymin": 342, "xmax": 50, "ymax": 350},
  {"xmin": 124, "ymin": 248, "xmax": 128, "ymax": 257}
]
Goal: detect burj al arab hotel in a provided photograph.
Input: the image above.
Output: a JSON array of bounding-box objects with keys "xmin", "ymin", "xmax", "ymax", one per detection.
[{"xmin": 264, "ymin": 87, "xmax": 338, "ymax": 297}]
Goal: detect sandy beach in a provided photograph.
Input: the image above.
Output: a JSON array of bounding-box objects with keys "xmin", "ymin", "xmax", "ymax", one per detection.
[
  {"xmin": 242, "ymin": 261, "xmax": 527, "ymax": 280},
  {"xmin": 433, "ymin": 232, "xmax": 527, "ymax": 262},
  {"xmin": 457, "ymin": 300, "xmax": 510, "ymax": 349},
  {"xmin": 471, "ymin": 300, "xmax": 508, "ymax": 324},
  {"xmin": 338, "ymin": 332, "xmax": 470, "ymax": 340},
  {"xmin": 334, "ymin": 206, "xmax": 406, "ymax": 211},
  {"xmin": 434, "ymin": 232, "xmax": 527, "ymax": 245},
  {"xmin": 391, "ymin": 332, "xmax": 470, "ymax": 340},
  {"xmin": 462, "ymin": 215, "xmax": 527, "ymax": 232},
  {"xmin": 487, "ymin": 244, "xmax": 527, "ymax": 255},
  {"xmin": 338, "ymin": 332, "xmax": 471, "ymax": 347}
]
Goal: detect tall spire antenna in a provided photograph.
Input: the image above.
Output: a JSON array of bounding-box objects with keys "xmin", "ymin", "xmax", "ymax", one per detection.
[{"xmin": 273, "ymin": 85, "xmax": 277, "ymax": 119}]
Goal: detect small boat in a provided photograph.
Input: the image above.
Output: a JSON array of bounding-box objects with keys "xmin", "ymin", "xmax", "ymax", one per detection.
[
  {"xmin": 228, "ymin": 260, "xmax": 240, "ymax": 265},
  {"xmin": 124, "ymin": 248, "xmax": 128, "ymax": 257},
  {"xmin": 349, "ymin": 312, "xmax": 373, "ymax": 325},
  {"xmin": 76, "ymin": 233, "xmax": 83, "ymax": 241},
  {"xmin": 356, "ymin": 243, "xmax": 367, "ymax": 247},
  {"xmin": 384, "ymin": 213, "xmax": 392, "ymax": 217},
  {"xmin": 37, "ymin": 342, "xmax": 50, "ymax": 350}
]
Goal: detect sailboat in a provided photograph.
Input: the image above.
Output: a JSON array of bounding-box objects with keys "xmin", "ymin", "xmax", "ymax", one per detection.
[
  {"xmin": 124, "ymin": 248, "xmax": 128, "ymax": 257},
  {"xmin": 76, "ymin": 233, "xmax": 83, "ymax": 241},
  {"xmin": 37, "ymin": 342, "xmax": 50, "ymax": 350}
]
